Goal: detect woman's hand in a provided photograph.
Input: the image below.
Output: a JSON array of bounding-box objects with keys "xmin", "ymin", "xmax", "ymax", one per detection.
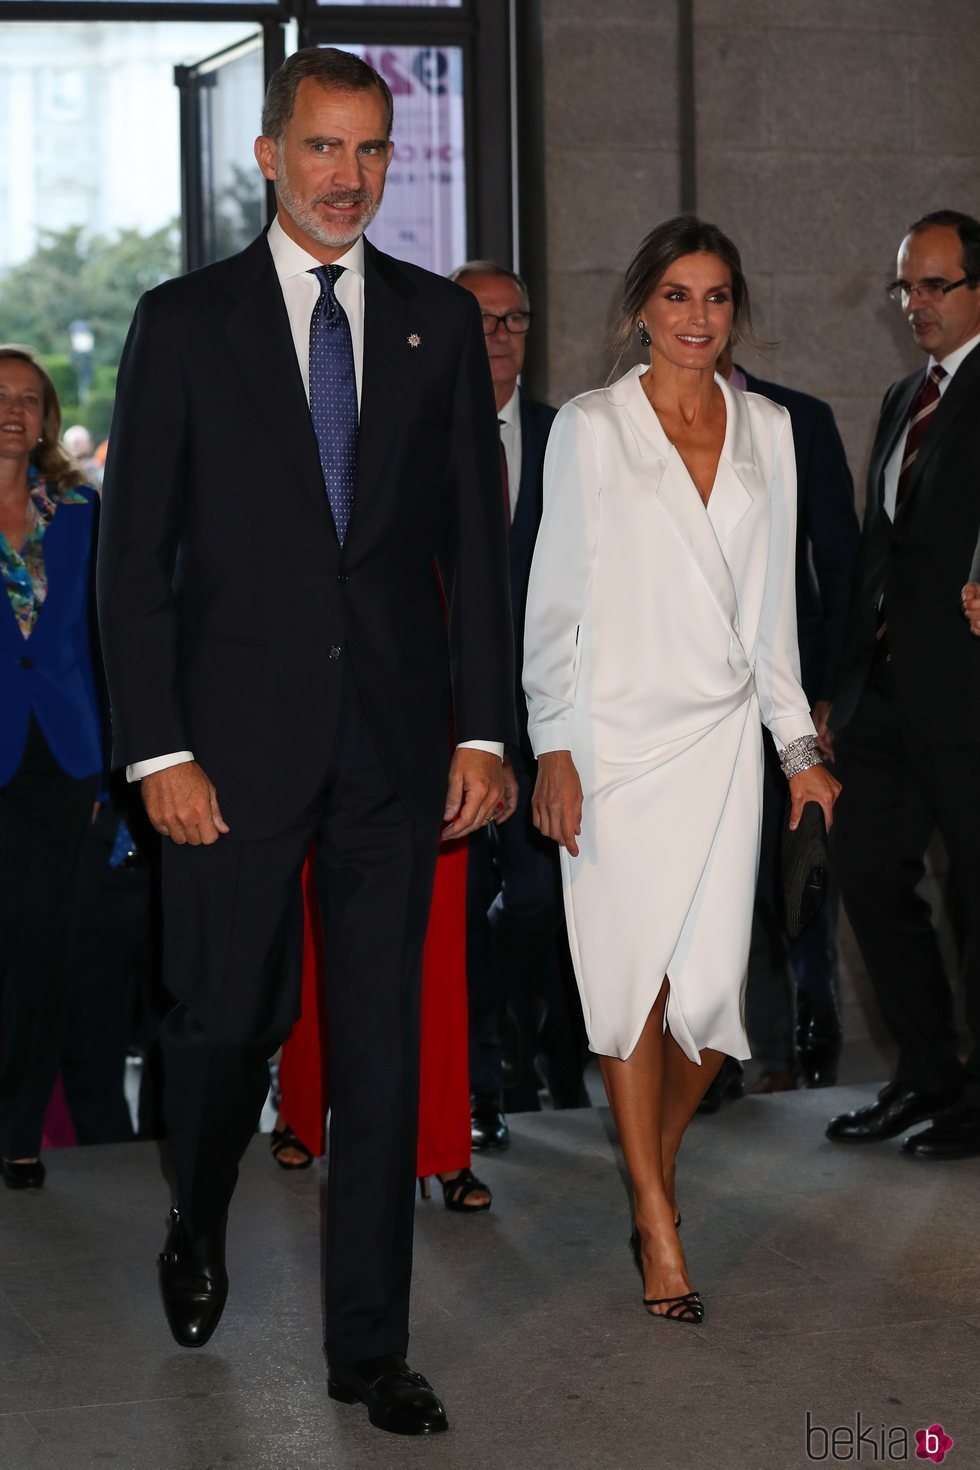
[
  {"xmin": 532, "ymin": 750, "xmax": 583, "ymax": 855},
  {"xmin": 788, "ymin": 762, "xmax": 841, "ymax": 832}
]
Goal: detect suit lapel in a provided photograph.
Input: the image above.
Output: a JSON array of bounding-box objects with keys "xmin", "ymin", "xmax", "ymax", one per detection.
[
  {"xmin": 869, "ymin": 371, "xmax": 922, "ymax": 513},
  {"xmin": 898, "ymin": 341, "xmax": 980, "ymax": 518},
  {"xmin": 223, "ymin": 234, "xmax": 327, "ymax": 514},
  {"xmin": 509, "ymin": 390, "xmax": 540, "ymax": 574},
  {"xmin": 349, "ymin": 241, "xmax": 420, "ymax": 550}
]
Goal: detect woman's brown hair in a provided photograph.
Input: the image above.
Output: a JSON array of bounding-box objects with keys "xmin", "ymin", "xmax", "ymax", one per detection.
[{"xmin": 0, "ymin": 344, "xmax": 86, "ymax": 493}]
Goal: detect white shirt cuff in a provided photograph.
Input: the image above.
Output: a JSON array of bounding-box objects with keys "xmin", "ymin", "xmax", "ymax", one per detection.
[
  {"xmin": 457, "ymin": 740, "xmax": 504, "ymax": 760},
  {"xmin": 127, "ymin": 751, "xmax": 195, "ymax": 783}
]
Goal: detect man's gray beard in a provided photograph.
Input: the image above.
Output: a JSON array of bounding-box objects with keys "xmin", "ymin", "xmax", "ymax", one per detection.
[{"xmin": 276, "ymin": 170, "xmax": 382, "ymax": 250}]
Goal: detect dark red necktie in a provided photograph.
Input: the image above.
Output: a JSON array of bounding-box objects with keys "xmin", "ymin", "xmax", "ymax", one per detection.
[
  {"xmin": 875, "ymin": 362, "xmax": 948, "ymax": 657},
  {"xmin": 498, "ymin": 419, "xmax": 511, "ymax": 534},
  {"xmin": 894, "ymin": 363, "xmax": 946, "ymax": 516}
]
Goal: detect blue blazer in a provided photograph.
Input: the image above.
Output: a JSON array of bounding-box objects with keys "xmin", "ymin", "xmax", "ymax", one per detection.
[
  {"xmin": 509, "ymin": 390, "xmax": 557, "ymax": 759},
  {"xmin": 742, "ymin": 371, "xmax": 860, "ymax": 704},
  {"xmin": 0, "ymin": 485, "xmax": 103, "ymax": 785}
]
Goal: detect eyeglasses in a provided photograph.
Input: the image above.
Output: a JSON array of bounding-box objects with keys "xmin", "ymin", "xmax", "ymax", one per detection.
[
  {"xmin": 885, "ymin": 276, "xmax": 977, "ymax": 307},
  {"xmin": 481, "ymin": 311, "xmax": 532, "ymax": 336}
]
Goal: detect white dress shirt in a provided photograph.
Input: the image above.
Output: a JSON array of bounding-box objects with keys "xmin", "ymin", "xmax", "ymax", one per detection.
[
  {"xmin": 129, "ymin": 217, "xmax": 501, "ymax": 781},
  {"xmin": 881, "ymin": 329, "xmax": 980, "ymax": 520},
  {"xmin": 497, "ymin": 386, "xmax": 522, "ymax": 522}
]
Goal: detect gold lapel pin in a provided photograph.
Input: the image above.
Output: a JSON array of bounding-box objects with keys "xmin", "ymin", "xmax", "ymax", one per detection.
[{"xmin": 407, "ymin": 333, "xmax": 421, "ymax": 348}]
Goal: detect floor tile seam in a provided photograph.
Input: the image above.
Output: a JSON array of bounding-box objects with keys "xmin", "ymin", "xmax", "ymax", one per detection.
[
  {"xmin": 710, "ymin": 1311, "xmax": 964, "ymax": 1342},
  {"xmin": 22, "ymin": 1389, "xmax": 243, "ymax": 1432},
  {"xmin": 0, "ymin": 1288, "xmax": 53, "ymax": 1356}
]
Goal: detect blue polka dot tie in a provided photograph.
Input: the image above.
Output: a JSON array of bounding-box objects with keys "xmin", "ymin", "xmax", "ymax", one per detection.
[{"xmin": 309, "ymin": 265, "xmax": 357, "ymax": 545}]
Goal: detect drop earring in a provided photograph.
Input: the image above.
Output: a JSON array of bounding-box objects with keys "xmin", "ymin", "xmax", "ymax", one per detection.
[{"xmin": 636, "ymin": 320, "xmax": 652, "ymax": 348}]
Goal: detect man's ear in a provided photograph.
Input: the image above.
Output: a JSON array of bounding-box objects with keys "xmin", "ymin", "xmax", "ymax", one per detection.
[{"xmin": 254, "ymin": 134, "xmax": 277, "ymax": 183}]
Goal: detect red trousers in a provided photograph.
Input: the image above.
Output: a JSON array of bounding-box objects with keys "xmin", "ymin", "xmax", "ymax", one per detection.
[{"xmin": 278, "ymin": 839, "xmax": 472, "ymax": 1177}]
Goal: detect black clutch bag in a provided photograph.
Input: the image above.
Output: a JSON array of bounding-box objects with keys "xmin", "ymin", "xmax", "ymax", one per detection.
[{"xmin": 781, "ymin": 800, "xmax": 829, "ymax": 939}]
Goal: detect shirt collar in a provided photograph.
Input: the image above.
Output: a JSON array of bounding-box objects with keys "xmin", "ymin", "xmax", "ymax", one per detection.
[
  {"xmin": 497, "ymin": 386, "xmax": 520, "ymax": 427},
  {"xmin": 931, "ymin": 329, "xmax": 980, "ymax": 378},
  {"xmin": 267, "ymin": 214, "xmax": 365, "ymax": 283}
]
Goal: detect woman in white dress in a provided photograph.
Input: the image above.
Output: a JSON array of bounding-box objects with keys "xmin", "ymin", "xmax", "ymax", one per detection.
[{"xmin": 523, "ymin": 217, "xmax": 840, "ymax": 1323}]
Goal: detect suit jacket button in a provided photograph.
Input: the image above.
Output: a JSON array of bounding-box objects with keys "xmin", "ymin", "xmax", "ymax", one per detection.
[
  {"xmin": 337, "ymin": 574, "xmax": 349, "ymax": 583},
  {"xmin": 329, "ymin": 645, "xmax": 342, "ymax": 660},
  {"xmin": 20, "ymin": 656, "xmax": 33, "ymax": 669}
]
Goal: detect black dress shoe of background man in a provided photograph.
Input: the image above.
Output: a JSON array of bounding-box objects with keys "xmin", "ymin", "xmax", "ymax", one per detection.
[
  {"xmin": 901, "ymin": 1101, "xmax": 980, "ymax": 1160},
  {"xmin": 328, "ymin": 1354, "xmax": 449, "ymax": 1435},
  {"xmin": 470, "ymin": 1092, "xmax": 509, "ymax": 1151},
  {"xmin": 826, "ymin": 1081, "xmax": 960, "ymax": 1143},
  {"xmin": 158, "ymin": 1206, "xmax": 228, "ymax": 1348}
]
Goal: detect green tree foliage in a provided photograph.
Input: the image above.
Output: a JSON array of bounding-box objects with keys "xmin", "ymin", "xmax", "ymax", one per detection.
[{"xmin": 0, "ymin": 222, "xmax": 178, "ymax": 371}]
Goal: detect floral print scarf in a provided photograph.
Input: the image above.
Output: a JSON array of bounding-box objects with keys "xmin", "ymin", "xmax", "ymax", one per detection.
[{"xmin": 0, "ymin": 467, "xmax": 88, "ymax": 639}]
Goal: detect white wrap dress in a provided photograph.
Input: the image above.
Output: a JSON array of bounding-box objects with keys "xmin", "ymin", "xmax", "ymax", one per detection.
[{"xmin": 522, "ymin": 365, "xmax": 815, "ymax": 1063}]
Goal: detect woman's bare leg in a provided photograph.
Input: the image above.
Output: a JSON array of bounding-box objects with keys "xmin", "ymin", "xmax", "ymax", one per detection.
[
  {"xmin": 660, "ymin": 1042, "xmax": 726, "ymax": 1222},
  {"xmin": 598, "ymin": 980, "xmax": 693, "ymax": 1312}
]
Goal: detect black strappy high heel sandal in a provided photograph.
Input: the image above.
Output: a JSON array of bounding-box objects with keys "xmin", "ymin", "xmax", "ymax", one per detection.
[
  {"xmin": 628, "ymin": 1229, "xmax": 704, "ymax": 1324},
  {"xmin": 269, "ymin": 1123, "xmax": 314, "ymax": 1171},
  {"xmin": 418, "ymin": 1167, "xmax": 492, "ymax": 1213}
]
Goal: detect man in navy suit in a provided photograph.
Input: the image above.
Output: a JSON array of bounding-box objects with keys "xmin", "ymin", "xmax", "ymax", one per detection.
[
  {"xmin": 717, "ymin": 350, "xmax": 860, "ymax": 1097},
  {"xmin": 449, "ymin": 262, "xmax": 562, "ymax": 1146},
  {"xmin": 98, "ymin": 50, "xmax": 514, "ymax": 1435}
]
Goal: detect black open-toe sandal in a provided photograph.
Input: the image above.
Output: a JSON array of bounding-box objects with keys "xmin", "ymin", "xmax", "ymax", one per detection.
[
  {"xmin": 643, "ymin": 1290, "xmax": 704, "ymax": 1324},
  {"xmin": 628, "ymin": 1230, "xmax": 704, "ymax": 1323},
  {"xmin": 418, "ymin": 1167, "xmax": 492, "ymax": 1213},
  {"xmin": 269, "ymin": 1124, "xmax": 314, "ymax": 1170}
]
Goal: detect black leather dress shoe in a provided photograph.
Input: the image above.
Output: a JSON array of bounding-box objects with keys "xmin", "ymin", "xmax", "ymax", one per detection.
[
  {"xmin": 901, "ymin": 1102, "xmax": 980, "ymax": 1159},
  {"xmin": 158, "ymin": 1207, "xmax": 228, "ymax": 1348},
  {"xmin": 826, "ymin": 1082, "xmax": 960, "ymax": 1143},
  {"xmin": 799, "ymin": 1033, "xmax": 842, "ymax": 1088},
  {"xmin": 1, "ymin": 1157, "xmax": 46, "ymax": 1190},
  {"xmin": 328, "ymin": 1354, "xmax": 449, "ymax": 1435},
  {"xmin": 470, "ymin": 1093, "xmax": 509, "ymax": 1151}
]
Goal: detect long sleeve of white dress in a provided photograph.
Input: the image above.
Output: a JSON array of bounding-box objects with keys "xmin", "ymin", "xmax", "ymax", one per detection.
[
  {"xmin": 755, "ymin": 408, "xmax": 816, "ymax": 751},
  {"xmin": 523, "ymin": 400, "xmax": 601, "ymax": 756}
]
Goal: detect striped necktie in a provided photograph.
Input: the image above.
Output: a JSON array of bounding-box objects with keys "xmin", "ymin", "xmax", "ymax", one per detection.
[
  {"xmin": 894, "ymin": 363, "xmax": 946, "ymax": 516},
  {"xmin": 875, "ymin": 362, "xmax": 949, "ymax": 657}
]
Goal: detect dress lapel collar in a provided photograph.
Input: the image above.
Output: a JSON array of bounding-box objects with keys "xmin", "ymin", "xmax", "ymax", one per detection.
[{"xmin": 613, "ymin": 365, "xmax": 752, "ymax": 633}]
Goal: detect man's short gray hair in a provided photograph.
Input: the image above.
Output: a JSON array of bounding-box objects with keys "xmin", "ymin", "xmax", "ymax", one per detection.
[{"xmin": 449, "ymin": 259, "xmax": 530, "ymax": 306}]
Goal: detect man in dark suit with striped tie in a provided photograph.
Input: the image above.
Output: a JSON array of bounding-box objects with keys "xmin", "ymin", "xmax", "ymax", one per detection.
[
  {"xmin": 826, "ymin": 210, "xmax": 980, "ymax": 1158},
  {"xmin": 98, "ymin": 48, "xmax": 515, "ymax": 1435}
]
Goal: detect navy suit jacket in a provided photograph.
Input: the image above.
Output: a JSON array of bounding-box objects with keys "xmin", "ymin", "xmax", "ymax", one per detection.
[
  {"xmin": 98, "ymin": 232, "xmax": 516, "ymax": 839},
  {"xmin": 742, "ymin": 370, "xmax": 860, "ymax": 704},
  {"xmin": 508, "ymin": 389, "xmax": 556, "ymax": 760},
  {"xmin": 0, "ymin": 484, "xmax": 103, "ymax": 785}
]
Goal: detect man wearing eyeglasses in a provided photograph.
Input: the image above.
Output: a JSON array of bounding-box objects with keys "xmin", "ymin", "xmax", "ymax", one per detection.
[
  {"xmin": 827, "ymin": 209, "xmax": 980, "ymax": 1159},
  {"xmin": 449, "ymin": 261, "xmax": 567, "ymax": 1148}
]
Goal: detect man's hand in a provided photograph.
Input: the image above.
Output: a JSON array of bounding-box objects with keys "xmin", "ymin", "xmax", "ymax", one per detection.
[
  {"xmin": 788, "ymin": 762, "xmax": 841, "ymax": 833},
  {"xmin": 811, "ymin": 699, "xmax": 835, "ymax": 762},
  {"xmin": 442, "ymin": 749, "xmax": 504, "ymax": 840},
  {"xmin": 141, "ymin": 761, "xmax": 229, "ymax": 846},
  {"xmin": 962, "ymin": 581, "xmax": 980, "ymax": 637},
  {"xmin": 494, "ymin": 756, "xmax": 520, "ymax": 826},
  {"xmin": 531, "ymin": 750, "xmax": 583, "ymax": 856}
]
